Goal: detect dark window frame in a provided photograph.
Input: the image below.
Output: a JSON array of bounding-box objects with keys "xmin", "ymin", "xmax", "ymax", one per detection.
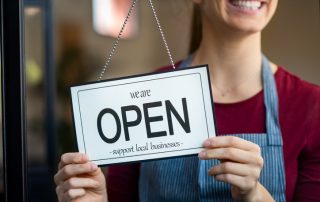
[
  {"xmin": 1, "ymin": 0, "xmax": 56, "ymax": 201},
  {"xmin": 1, "ymin": 0, "xmax": 28, "ymax": 201}
]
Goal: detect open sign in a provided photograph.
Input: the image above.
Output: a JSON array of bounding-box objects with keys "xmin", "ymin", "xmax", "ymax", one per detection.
[{"xmin": 70, "ymin": 65, "xmax": 216, "ymax": 165}]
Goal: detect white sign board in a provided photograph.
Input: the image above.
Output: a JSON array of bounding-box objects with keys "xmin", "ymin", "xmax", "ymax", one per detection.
[{"xmin": 70, "ymin": 65, "xmax": 216, "ymax": 165}]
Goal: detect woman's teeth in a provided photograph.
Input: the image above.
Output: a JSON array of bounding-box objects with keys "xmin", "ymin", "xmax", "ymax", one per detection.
[{"xmin": 231, "ymin": 0, "xmax": 262, "ymax": 10}]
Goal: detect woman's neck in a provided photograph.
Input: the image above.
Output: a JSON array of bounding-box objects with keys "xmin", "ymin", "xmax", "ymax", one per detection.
[{"xmin": 192, "ymin": 19, "xmax": 266, "ymax": 103}]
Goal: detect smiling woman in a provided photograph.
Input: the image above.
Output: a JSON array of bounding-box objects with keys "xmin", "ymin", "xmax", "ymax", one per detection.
[{"xmin": 53, "ymin": 0, "xmax": 320, "ymax": 201}]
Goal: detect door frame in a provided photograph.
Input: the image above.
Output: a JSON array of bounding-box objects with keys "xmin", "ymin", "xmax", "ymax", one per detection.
[{"xmin": 1, "ymin": 0, "xmax": 28, "ymax": 201}]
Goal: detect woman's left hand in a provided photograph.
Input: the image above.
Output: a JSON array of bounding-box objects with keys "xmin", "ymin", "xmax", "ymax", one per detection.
[{"xmin": 199, "ymin": 136, "xmax": 273, "ymax": 201}]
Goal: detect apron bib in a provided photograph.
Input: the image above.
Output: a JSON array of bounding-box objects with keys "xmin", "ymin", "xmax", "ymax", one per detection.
[{"xmin": 139, "ymin": 55, "xmax": 286, "ymax": 202}]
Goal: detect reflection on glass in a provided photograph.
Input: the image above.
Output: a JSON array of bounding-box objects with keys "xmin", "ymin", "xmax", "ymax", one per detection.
[
  {"xmin": 24, "ymin": 7, "xmax": 46, "ymax": 165},
  {"xmin": 93, "ymin": 0, "xmax": 138, "ymax": 38},
  {"xmin": 25, "ymin": 7, "xmax": 41, "ymax": 17}
]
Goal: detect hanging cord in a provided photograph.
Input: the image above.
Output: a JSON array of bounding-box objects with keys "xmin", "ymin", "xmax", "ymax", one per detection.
[
  {"xmin": 147, "ymin": 0, "xmax": 176, "ymax": 70},
  {"xmin": 98, "ymin": 0, "xmax": 176, "ymax": 81},
  {"xmin": 98, "ymin": 0, "xmax": 138, "ymax": 81}
]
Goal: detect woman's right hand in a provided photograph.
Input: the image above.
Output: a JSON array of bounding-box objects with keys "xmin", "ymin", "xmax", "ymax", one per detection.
[{"xmin": 54, "ymin": 153, "xmax": 108, "ymax": 202}]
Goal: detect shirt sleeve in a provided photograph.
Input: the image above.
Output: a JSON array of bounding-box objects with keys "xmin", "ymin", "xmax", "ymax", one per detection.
[
  {"xmin": 107, "ymin": 163, "xmax": 140, "ymax": 202},
  {"xmin": 293, "ymin": 87, "xmax": 320, "ymax": 201}
]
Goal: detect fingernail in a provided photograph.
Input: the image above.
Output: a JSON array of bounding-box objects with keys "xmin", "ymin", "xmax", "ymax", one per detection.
[
  {"xmin": 204, "ymin": 140, "xmax": 211, "ymax": 147},
  {"xmin": 91, "ymin": 163, "xmax": 98, "ymax": 171},
  {"xmin": 198, "ymin": 151, "xmax": 206, "ymax": 159}
]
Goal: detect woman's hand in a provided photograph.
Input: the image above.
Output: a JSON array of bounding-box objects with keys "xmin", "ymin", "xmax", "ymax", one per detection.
[
  {"xmin": 199, "ymin": 136, "xmax": 274, "ymax": 202},
  {"xmin": 54, "ymin": 153, "xmax": 108, "ymax": 202}
]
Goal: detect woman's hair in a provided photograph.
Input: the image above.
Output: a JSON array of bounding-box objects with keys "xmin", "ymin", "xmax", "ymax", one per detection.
[{"xmin": 189, "ymin": 4, "xmax": 202, "ymax": 54}]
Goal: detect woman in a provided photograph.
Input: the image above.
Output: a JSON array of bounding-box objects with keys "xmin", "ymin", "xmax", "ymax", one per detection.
[{"xmin": 54, "ymin": 0, "xmax": 320, "ymax": 201}]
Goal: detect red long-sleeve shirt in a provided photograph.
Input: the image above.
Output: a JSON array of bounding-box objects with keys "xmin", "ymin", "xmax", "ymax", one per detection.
[{"xmin": 107, "ymin": 66, "xmax": 320, "ymax": 202}]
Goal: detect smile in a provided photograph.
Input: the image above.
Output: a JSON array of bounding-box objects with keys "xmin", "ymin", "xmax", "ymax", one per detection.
[{"xmin": 229, "ymin": 0, "xmax": 264, "ymax": 10}]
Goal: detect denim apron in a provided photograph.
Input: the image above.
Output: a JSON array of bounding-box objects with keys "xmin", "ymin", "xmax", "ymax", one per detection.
[{"xmin": 139, "ymin": 55, "xmax": 286, "ymax": 202}]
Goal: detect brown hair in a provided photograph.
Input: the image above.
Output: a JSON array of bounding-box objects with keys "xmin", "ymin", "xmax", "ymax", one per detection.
[{"xmin": 189, "ymin": 4, "xmax": 202, "ymax": 54}]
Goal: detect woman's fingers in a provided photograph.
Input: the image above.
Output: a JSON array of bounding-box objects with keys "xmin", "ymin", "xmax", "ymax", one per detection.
[
  {"xmin": 56, "ymin": 177, "xmax": 101, "ymax": 201},
  {"xmin": 208, "ymin": 162, "xmax": 261, "ymax": 179},
  {"xmin": 63, "ymin": 188, "xmax": 86, "ymax": 201},
  {"xmin": 203, "ymin": 136, "xmax": 261, "ymax": 153},
  {"xmin": 199, "ymin": 147, "xmax": 263, "ymax": 166},
  {"xmin": 56, "ymin": 185, "xmax": 86, "ymax": 202},
  {"xmin": 199, "ymin": 136, "xmax": 265, "ymax": 199},
  {"xmin": 58, "ymin": 153, "xmax": 89, "ymax": 170},
  {"xmin": 61, "ymin": 177, "xmax": 101, "ymax": 191},
  {"xmin": 214, "ymin": 174, "xmax": 257, "ymax": 192},
  {"xmin": 54, "ymin": 162, "xmax": 98, "ymax": 185},
  {"xmin": 54, "ymin": 152, "xmax": 108, "ymax": 202}
]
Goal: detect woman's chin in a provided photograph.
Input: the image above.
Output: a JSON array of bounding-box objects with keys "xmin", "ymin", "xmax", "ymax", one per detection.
[
  {"xmin": 225, "ymin": 19, "xmax": 265, "ymax": 35},
  {"xmin": 223, "ymin": 0, "xmax": 271, "ymax": 33}
]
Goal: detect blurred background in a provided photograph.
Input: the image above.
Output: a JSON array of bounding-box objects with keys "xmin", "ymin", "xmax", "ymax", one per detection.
[{"xmin": 0, "ymin": 0, "xmax": 319, "ymax": 201}]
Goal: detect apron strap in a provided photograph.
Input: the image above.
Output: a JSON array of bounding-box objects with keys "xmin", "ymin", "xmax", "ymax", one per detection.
[
  {"xmin": 262, "ymin": 55, "xmax": 283, "ymax": 146},
  {"xmin": 179, "ymin": 54, "xmax": 193, "ymax": 69}
]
